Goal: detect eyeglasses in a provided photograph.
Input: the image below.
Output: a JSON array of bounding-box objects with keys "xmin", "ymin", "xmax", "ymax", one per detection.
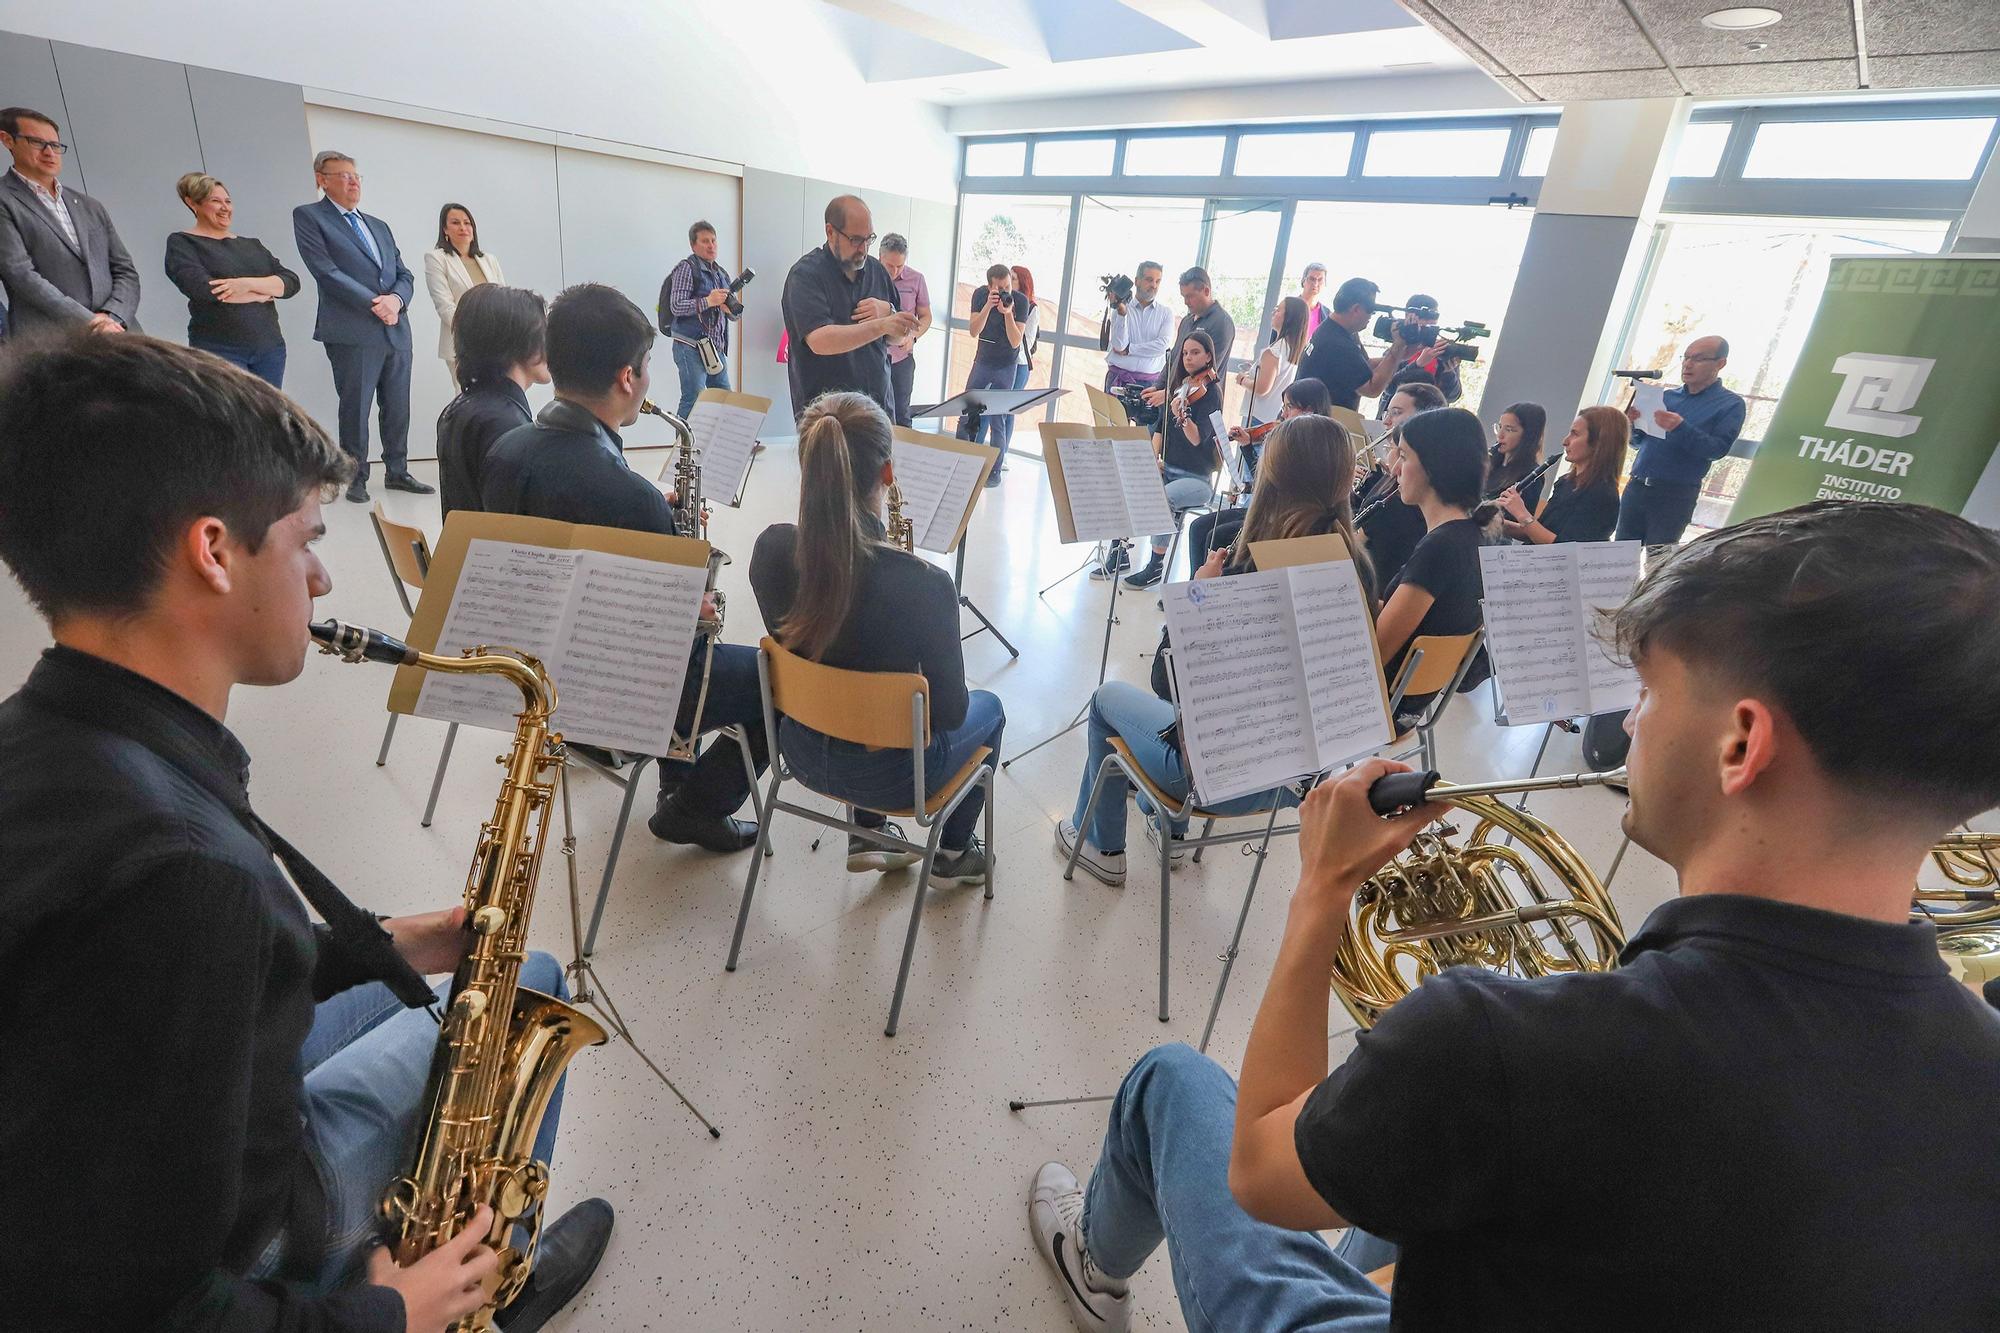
[
  {"xmin": 1681, "ymin": 352, "xmax": 1720, "ymax": 363},
  {"xmin": 320, "ymin": 171, "xmax": 362, "ymax": 184},
  {"xmin": 11, "ymin": 132, "xmax": 67, "ymax": 155},
  {"xmin": 835, "ymin": 228, "xmax": 876, "ymax": 250}
]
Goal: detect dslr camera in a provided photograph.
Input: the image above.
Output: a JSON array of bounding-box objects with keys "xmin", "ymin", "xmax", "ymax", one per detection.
[
  {"xmin": 723, "ymin": 267, "xmax": 757, "ymax": 319},
  {"xmin": 1101, "ymin": 273, "xmax": 1135, "ymax": 307}
]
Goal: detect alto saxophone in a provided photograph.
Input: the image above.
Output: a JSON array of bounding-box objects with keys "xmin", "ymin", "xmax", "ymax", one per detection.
[
  {"xmin": 886, "ymin": 481, "xmax": 915, "ymax": 552},
  {"xmin": 640, "ymin": 399, "xmax": 729, "ymax": 763},
  {"xmin": 310, "ymin": 620, "xmax": 607, "ymax": 1330}
]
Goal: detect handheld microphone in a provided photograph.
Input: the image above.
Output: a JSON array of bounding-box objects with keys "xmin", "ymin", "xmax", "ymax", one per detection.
[{"xmin": 1612, "ymin": 369, "xmax": 1662, "ymax": 380}]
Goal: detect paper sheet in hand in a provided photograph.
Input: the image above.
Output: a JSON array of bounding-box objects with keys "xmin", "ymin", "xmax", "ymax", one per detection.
[
  {"xmin": 1160, "ymin": 559, "xmax": 1392, "ymax": 805},
  {"xmin": 407, "ymin": 524, "xmax": 708, "ymax": 754},
  {"xmin": 890, "ymin": 429, "xmax": 995, "ymax": 553},
  {"xmin": 1630, "ymin": 384, "xmax": 1668, "ymax": 437},
  {"xmin": 1477, "ymin": 539, "xmax": 1642, "ymax": 725},
  {"xmin": 677, "ymin": 390, "xmax": 771, "ymax": 505}
]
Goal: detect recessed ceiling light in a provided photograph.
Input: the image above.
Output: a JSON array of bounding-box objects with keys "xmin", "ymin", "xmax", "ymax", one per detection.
[
  {"xmin": 939, "ymin": 86, "xmax": 965, "ymax": 95},
  {"xmin": 1701, "ymin": 7, "xmax": 1782, "ymax": 30}
]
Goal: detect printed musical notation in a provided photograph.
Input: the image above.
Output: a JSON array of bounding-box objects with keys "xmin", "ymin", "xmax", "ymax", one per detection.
[
  {"xmin": 1160, "ymin": 560, "xmax": 1393, "ymax": 806},
  {"xmin": 1477, "ymin": 540, "xmax": 1642, "ymax": 725},
  {"xmin": 1056, "ymin": 437, "xmax": 1135, "ymax": 541},
  {"xmin": 416, "ymin": 538, "xmax": 706, "ymax": 753},
  {"xmin": 1112, "ymin": 437, "xmax": 1177, "ymax": 538},
  {"xmin": 684, "ymin": 392, "xmax": 770, "ymax": 506}
]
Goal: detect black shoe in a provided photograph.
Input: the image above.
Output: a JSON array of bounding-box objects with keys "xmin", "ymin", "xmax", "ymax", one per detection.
[
  {"xmin": 1088, "ymin": 545, "xmax": 1132, "ymax": 581},
  {"xmin": 930, "ymin": 837, "xmax": 990, "ymax": 884},
  {"xmin": 647, "ymin": 794, "xmax": 758, "ymax": 852},
  {"xmin": 385, "ymin": 472, "xmax": 436, "ymax": 495},
  {"xmin": 345, "ymin": 479, "xmax": 370, "ymax": 503},
  {"xmin": 1123, "ymin": 551, "xmax": 1166, "ymax": 589},
  {"xmin": 496, "ymin": 1198, "xmax": 613, "ymax": 1332}
]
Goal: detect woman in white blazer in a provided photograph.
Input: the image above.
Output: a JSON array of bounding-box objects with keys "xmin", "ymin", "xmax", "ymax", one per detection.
[{"xmin": 424, "ymin": 202, "xmax": 506, "ymax": 381}]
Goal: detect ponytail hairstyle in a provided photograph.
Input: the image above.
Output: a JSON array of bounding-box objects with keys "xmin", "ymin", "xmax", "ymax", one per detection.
[
  {"xmin": 1274, "ymin": 296, "xmax": 1309, "ymax": 366},
  {"xmin": 1398, "ymin": 406, "xmax": 1492, "ymax": 520},
  {"xmin": 1571, "ymin": 404, "xmax": 1630, "ymax": 494},
  {"xmin": 1229, "ymin": 415, "xmax": 1378, "ymax": 607},
  {"xmin": 1283, "ymin": 377, "xmax": 1334, "ymax": 416},
  {"xmin": 779, "ymin": 391, "xmax": 896, "ymax": 661}
]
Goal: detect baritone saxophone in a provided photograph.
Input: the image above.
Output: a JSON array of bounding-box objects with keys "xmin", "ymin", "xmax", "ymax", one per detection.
[{"xmin": 310, "ymin": 619, "xmax": 607, "ymax": 1330}]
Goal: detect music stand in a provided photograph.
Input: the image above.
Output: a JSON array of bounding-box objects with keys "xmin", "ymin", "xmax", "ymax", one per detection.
[{"xmin": 907, "ymin": 386, "xmax": 1068, "ymax": 659}]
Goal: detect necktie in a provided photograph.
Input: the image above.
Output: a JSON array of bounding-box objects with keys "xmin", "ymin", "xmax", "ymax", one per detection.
[{"xmin": 344, "ymin": 210, "xmax": 380, "ymax": 266}]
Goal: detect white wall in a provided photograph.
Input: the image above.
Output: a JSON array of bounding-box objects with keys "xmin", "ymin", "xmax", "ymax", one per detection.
[{"xmin": 0, "ymin": 0, "xmax": 958, "ymax": 205}]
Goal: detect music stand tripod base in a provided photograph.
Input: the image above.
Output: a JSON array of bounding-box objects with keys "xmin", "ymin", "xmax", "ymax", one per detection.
[{"xmin": 1003, "ymin": 541, "xmax": 1125, "ymax": 767}]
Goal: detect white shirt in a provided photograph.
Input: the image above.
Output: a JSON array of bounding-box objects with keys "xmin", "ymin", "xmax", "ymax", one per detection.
[
  {"xmin": 1016, "ymin": 305, "xmax": 1040, "ymax": 366},
  {"xmin": 10, "ymin": 168, "xmax": 78, "ymax": 250},
  {"xmin": 1107, "ymin": 296, "xmax": 1173, "ymax": 374},
  {"xmin": 1249, "ymin": 346, "xmax": 1300, "ymax": 422}
]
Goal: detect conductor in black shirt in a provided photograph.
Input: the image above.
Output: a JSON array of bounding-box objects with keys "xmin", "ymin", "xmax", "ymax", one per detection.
[
  {"xmin": 1028, "ymin": 499, "xmax": 2000, "ymax": 1333},
  {"xmin": 481, "ymin": 283, "xmax": 767, "ymax": 852},
  {"xmin": 780, "ymin": 194, "xmax": 915, "ymax": 424},
  {"xmin": 434, "ymin": 283, "xmax": 547, "ymax": 519}
]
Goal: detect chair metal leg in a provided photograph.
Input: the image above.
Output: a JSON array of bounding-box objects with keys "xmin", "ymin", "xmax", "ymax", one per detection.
[
  {"xmin": 376, "ymin": 712, "xmax": 400, "ymax": 767},
  {"xmin": 726, "ymin": 726, "xmax": 773, "ymax": 856},
  {"xmin": 1066, "ymin": 759, "xmax": 1117, "ymax": 881},
  {"xmin": 1604, "ymin": 832, "xmax": 1633, "ymax": 889},
  {"xmin": 1158, "ymin": 805, "xmax": 1173, "ymax": 1023},
  {"xmin": 583, "ymin": 757, "xmax": 652, "ymax": 959},
  {"xmin": 1190, "ymin": 815, "xmax": 1216, "ymax": 865},
  {"xmin": 981, "ymin": 770, "xmax": 996, "ymax": 901},
  {"xmin": 726, "ymin": 770, "xmax": 787, "ymax": 971},
  {"xmin": 421, "ymin": 723, "xmax": 460, "ymax": 828},
  {"xmin": 885, "ymin": 819, "xmax": 949, "ymax": 1037},
  {"xmin": 1198, "ymin": 803, "xmax": 1282, "ymax": 1053}
]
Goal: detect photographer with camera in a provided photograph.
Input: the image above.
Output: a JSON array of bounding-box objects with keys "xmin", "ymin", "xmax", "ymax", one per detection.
[
  {"xmin": 1373, "ymin": 293, "xmax": 1474, "ymax": 417},
  {"xmin": 1102, "ymin": 261, "xmax": 1171, "ymax": 398},
  {"xmin": 957, "ymin": 263, "xmax": 1031, "ymax": 471},
  {"xmin": 660, "ymin": 219, "xmax": 754, "ymax": 419}
]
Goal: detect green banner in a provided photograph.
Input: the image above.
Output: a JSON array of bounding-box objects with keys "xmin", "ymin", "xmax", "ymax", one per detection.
[{"xmin": 1728, "ymin": 255, "xmax": 2000, "ymax": 525}]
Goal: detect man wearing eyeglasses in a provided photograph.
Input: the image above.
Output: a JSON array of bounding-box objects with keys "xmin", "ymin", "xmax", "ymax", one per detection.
[
  {"xmin": 0, "ymin": 106, "xmax": 142, "ymax": 338},
  {"xmin": 1616, "ymin": 334, "xmax": 1745, "ymax": 546},
  {"xmin": 780, "ymin": 194, "xmax": 914, "ymax": 425}
]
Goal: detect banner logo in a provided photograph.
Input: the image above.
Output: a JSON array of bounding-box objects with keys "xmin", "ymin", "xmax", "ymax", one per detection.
[{"xmin": 1825, "ymin": 352, "xmax": 1936, "ymax": 439}]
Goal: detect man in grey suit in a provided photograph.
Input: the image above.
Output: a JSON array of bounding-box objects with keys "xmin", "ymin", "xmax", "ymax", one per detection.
[
  {"xmin": 292, "ymin": 149, "xmax": 432, "ymax": 503},
  {"xmin": 0, "ymin": 107, "xmax": 141, "ymax": 338}
]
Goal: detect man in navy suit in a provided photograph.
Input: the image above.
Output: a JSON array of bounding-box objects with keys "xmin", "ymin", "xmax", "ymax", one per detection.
[{"xmin": 292, "ymin": 150, "xmax": 432, "ymax": 503}]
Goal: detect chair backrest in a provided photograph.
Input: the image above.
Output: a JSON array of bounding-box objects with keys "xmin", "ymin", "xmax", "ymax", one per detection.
[
  {"xmin": 371, "ymin": 504, "xmax": 433, "ymax": 590},
  {"xmin": 1085, "ymin": 383, "xmax": 1130, "ymax": 428},
  {"xmin": 761, "ymin": 636, "xmax": 930, "ymax": 750},
  {"xmin": 1398, "ymin": 630, "xmax": 1481, "ymax": 700},
  {"xmin": 1327, "ymin": 405, "xmax": 1371, "ymax": 451}
]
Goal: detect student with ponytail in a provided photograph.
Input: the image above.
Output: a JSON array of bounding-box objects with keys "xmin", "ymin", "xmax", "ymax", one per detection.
[{"xmin": 749, "ymin": 391, "xmax": 1003, "ymax": 880}]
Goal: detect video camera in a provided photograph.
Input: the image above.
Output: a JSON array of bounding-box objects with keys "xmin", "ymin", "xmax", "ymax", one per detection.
[
  {"xmin": 1101, "ymin": 273, "xmax": 1135, "ymax": 307},
  {"xmin": 1371, "ymin": 303, "xmax": 1490, "ymax": 363},
  {"xmin": 723, "ymin": 267, "xmax": 757, "ymax": 319}
]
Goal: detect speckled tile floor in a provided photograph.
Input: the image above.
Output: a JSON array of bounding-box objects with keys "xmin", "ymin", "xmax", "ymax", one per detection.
[{"xmin": 5, "ymin": 434, "xmax": 1987, "ymax": 1331}]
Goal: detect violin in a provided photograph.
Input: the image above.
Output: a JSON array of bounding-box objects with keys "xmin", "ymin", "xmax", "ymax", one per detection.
[
  {"xmin": 1227, "ymin": 418, "xmax": 1280, "ymax": 445},
  {"xmin": 1172, "ymin": 367, "xmax": 1219, "ymax": 418}
]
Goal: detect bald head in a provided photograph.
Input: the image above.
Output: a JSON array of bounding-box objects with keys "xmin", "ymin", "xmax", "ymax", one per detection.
[
  {"xmin": 823, "ymin": 194, "xmax": 874, "ymax": 274},
  {"xmin": 1681, "ymin": 334, "xmax": 1729, "ymax": 392}
]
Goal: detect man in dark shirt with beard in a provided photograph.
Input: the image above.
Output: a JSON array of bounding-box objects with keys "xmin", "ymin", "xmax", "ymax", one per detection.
[{"xmin": 780, "ymin": 193, "xmax": 915, "ymax": 425}]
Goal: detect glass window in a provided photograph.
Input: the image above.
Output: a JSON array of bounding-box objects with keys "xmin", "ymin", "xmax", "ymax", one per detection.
[
  {"xmin": 1050, "ymin": 195, "xmax": 1208, "ymax": 427},
  {"xmin": 1123, "ymin": 134, "xmax": 1227, "ymax": 176},
  {"xmin": 950, "ymin": 195, "xmax": 1072, "ymax": 431},
  {"xmin": 1518, "ymin": 125, "xmax": 1557, "ymax": 178},
  {"xmin": 1362, "ymin": 126, "xmax": 1511, "ymax": 177},
  {"xmin": 1742, "ymin": 117, "xmax": 1996, "ymax": 181},
  {"xmin": 1671, "ymin": 121, "xmax": 1732, "ymax": 177},
  {"xmin": 1204, "ymin": 201, "xmax": 1283, "ymax": 372},
  {"xmin": 1234, "ymin": 130, "xmax": 1355, "ymax": 177},
  {"xmin": 963, "ymin": 140, "xmax": 1025, "ymax": 176},
  {"xmin": 1032, "ymin": 137, "xmax": 1115, "ymax": 176},
  {"xmin": 1282, "ymin": 199, "xmax": 1535, "ymax": 415},
  {"xmin": 1612, "ymin": 215, "xmax": 1950, "ymax": 536}
]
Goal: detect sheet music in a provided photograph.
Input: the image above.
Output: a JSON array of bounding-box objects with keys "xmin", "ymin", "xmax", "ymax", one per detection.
[
  {"xmin": 1056, "ymin": 436, "xmax": 1136, "ymax": 541},
  {"xmin": 1112, "ymin": 437, "xmax": 1177, "ymax": 538},
  {"xmin": 1479, "ymin": 540, "xmax": 1643, "ymax": 723},
  {"xmin": 1630, "ymin": 384, "xmax": 1668, "ymax": 438},
  {"xmin": 419, "ymin": 540, "xmax": 580, "ymax": 732},
  {"xmin": 927, "ymin": 454, "xmax": 990, "ymax": 554},
  {"xmin": 685, "ymin": 395, "xmax": 766, "ymax": 505},
  {"xmin": 1161, "ymin": 572, "xmax": 1317, "ymax": 805},
  {"xmin": 1574, "ymin": 542, "xmax": 1642, "ymax": 712},
  {"xmin": 1286, "ymin": 561, "xmax": 1395, "ymax": 767},
  {"xmin": 556, "ymin": 552, "xmax": 706, "ymax": 752},
  {"xmin": 889, "ymin": 439, "xmax": 958, "ymax": 549}
]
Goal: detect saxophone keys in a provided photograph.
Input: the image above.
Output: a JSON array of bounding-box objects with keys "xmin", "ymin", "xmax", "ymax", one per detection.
[
  {"xmin": 472, "ymin": 905, "xmax": 509, "ymax": 936},
  {"xmin": 455, "ymin": 988, "xmax": 490, "ymax": 1021}
]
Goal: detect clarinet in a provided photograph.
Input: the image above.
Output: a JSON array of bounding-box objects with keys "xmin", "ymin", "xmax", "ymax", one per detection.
[{"xmin": 1487, "ymin": 452, "xmax": 1562, "ymax": 504}]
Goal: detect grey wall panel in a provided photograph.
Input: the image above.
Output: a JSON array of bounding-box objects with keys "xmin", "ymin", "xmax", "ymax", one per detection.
[
  {"xmin": 49, "ymin": 42, "xmax": 203, "ymax": 340},
  {"xmin": 0, "ymin": 32, "xmax": 74, "ymax": 187},
  {"xmin": 184, "ymin": 66, "xmax": 328, "ymax": 424},
  {"xmin": 1476, "ymin": 210, "xmax": 1650, "ymax": 430},
  {"xmin": 905, "ymin": 198, "xmax": 957, "ymax": 411},
  {"xmin": 741, "ymin": 167, "xmax": 806, "ymax": 410}
]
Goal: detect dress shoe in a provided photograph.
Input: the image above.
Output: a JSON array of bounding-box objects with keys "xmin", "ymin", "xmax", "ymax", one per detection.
[
  {"xmin": 647, "ymin": 794, "xmax": 758, "ymax": 852},
  {"xmin": 385, "ymin": 472, "xmax": 436, "ymax": 495},
  {"xmin": 344, "ymin": 479, "xmax": 370, "ymax": 503},
  {"xmin": 496, "ymin": 1198, "xmax": 613, "ymax": 1332}
]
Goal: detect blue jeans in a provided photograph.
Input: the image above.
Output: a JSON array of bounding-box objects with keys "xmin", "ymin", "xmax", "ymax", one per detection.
[
  {"xmin": 1083, "ymin": 1044, "xmax": 1395, "ymax": 1333},
  {"xmin": 957, "ymin": 359, "xmax": 1018, "ymax": 467},
  {"xmin": 1154, "ymin": 465, "xmax": 1214, "ymax": 557},
  {"xmin": 195, "ymin": 339, "xmax": 287, "ymax": 388},
  {"xmin": 672, "ymin": 338, "xmax": 730, "ymax": 419},
  {"xmin": 780, "ymin": 689, "xmax": 1004, "ymax": 850},
  {"xmin": 1071, "ymin": 681, "xmax": 1300, "ymax": 855},
  {"xmin": 264, "ymin": 952, "xmax": 569, "ymax": 1290},
  {"xmin": 658, "ymin": 642, "xmax": 769, "ymax": 815}
]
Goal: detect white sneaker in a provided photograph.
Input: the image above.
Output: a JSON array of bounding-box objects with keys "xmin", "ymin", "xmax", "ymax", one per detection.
[
  {"xmin": 1056, "ymin": 819, "xmax": 1126, "ymax": 886},
  {"xmin": 1030, "ymin": 1162, "xmax": 1131, "ymax": 1332},
  {"xmin": 1142, "ymin": 816, "xmax": 1187, "ymax": 868}
]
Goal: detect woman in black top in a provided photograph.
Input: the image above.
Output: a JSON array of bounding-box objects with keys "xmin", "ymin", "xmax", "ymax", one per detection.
[
  {"xmin": 1059, "ymin": 415, "xmax": 1374, "ymax": 882},
  {"xmin": 1499, "ymin": 404, "xmax": 1629, "ymax": 545},
  {"xmin": 1354, "ymin": 381, "xmax": 1444, "ymax": 589},
  {"xmin": 1196, "ymin": 375, "xmax": 1336, "ymax": 564},
  {"xmin": 1125, "ymin": 330, "xmax": 1225, "ymax": 589},
  {"xmin": 164, "ymin": 173, "xmax": 299, "ymax": 387},
  {"xmin": 435, "ymin": 284, "xmax": 548, "ymax": 519},
  {"xmin": 749, "ymin": 391, "xmax": 1002, "ymax": 881},
  {"xmin": 1377, "ymin": 406, "xmax": 1492, "ymax": 711},
  {"xmin": 1484, "ymin": 400, "xmax": 1547, "ymax": 510}
]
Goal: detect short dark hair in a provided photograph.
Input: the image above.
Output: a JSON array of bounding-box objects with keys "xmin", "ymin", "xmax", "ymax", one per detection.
[
  {"xmin": 1179, "ymin": 266, "xmax": 1210, "ymax": 289},
  {"xmin": 1330, "ymin": 277, "xmax": 1378, "ymax": 314},
  {"xmin": 881, "ymin": 233, "xmax": 908, "ymax": 255},
  {"xmin": 1611, "ymin": 501, "xmax": 2000, "ymax": 823},
  {"xmin": 0, "ymin": 107, "xmax": 57, "ymax": 137},
  {"xmin": 435, "ymin": 202, "xmax": 482, "ymax": 257},
  {"xmin": 1406, "ymin": 292, "xmax": 1439, "ymax": 315},
  {"xmin": 985, "ymin": 263, "xmax": 1010, "ymax": 283},
  {"xmin": 1137, "ymin": 261, "xmax": 1163, "ymax": 279},
  {"xmin": 688, "ymin": 219, "xmax": 715, "ymax": 247},
  {"xmin": 1392, "ymin": 381, "xmax": 1447, "ymax": 413},
  {"xmin": 1397, "ymin": 406, "xmax": 1486, "ymax": 510},
  {"xmin": 453, "ymin": 284, "xmax": 547, "ymax": 391},
  {"xmin": 544, "ymin": 283, "xmax": 655, "ymax": 396},
  {"xmin": 0, "ymin": 333, "xmax": 350, "ymax": 622},
  {"xmin": 1284, "ymin": 377, "xmax": 1333, "ymax": 416}
]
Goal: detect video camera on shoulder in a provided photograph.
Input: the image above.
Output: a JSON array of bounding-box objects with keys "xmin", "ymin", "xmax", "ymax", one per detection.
[{"xmin": 1371, "ymin": 302, "xmax": 1490, "ymax": 363}]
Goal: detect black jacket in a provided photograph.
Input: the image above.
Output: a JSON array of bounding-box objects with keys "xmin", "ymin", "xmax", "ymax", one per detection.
[
  {"xmin": 0, "ymin": 647, "xmax": 404, "ymax": 1331},
  {"xmin": 480, "ymin": 398, "xmax": 675, "ymax": 534},
  {"xmin": 436, "ymin": 377, "xmax": 532, "ymax": 519}
]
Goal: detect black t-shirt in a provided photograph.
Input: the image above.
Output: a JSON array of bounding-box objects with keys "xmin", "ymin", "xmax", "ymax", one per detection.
[
  {"xmin": 1356, "ymin": 471, "xmax": 1427, "ymax": 591},
  {"xmin": 1295, "ymin": 893, "xmax": 2000, "ymax": 1332},
  {"xmin": 1483, "ymin": 445, "xmax": 1545, "ymax": 511},
  {"xmin": 1537, "ymin": 473, "xmax": 1621, "ymax": 545},
  {"xmin": 1297, "ymin": 319, "xmax": 1372, "ymax": 410},
  {"xmin": 780, "ymin": 244, "xmax": 900, "ymax": 423},
  {"xmin": 1377, "ymin": 351, "xmax": 1461, "ymax": 416},
  {"xmin": 969, "ymin": 287, "xmax": 1029, "ymax": 369},
  {"xmin": 163, "ymin": 232, "xmax": 301, "ymax": 351},
  {"xmin": 1159, "ymin": 388, "xmax": 1222, "ymax": 476},
  {"xmin": 435, "ymin": 378, "xmax": 532, "ymax": 519},
  {"xmin": 1382, "ymin": 516, "xmax": 1486, "ymax": 700}
]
